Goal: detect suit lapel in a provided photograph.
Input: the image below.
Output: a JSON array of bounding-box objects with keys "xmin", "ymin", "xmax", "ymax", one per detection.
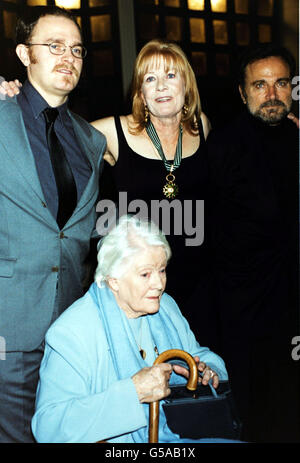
[
  {"xmin": 0, "ymin": 101, "xmax": 101, "ymax": 230},
  {"xmin": 67, "ymin": 112, "xmax": 100, "ymax": 219},
  {"xmin": 0, "ymin": 101, "xmax": 48, "ymax": 203}
]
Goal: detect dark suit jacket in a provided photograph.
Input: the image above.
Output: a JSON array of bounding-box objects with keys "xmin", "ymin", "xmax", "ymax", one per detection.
[{"xmin": 206, "ymin": 110, "xmax": 299, "ymax": 338}]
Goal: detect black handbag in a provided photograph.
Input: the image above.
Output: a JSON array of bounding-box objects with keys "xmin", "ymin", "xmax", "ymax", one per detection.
[
  {"xmin": 162, "ymin": 380, "xmax": 242, "ymax": 440},
  {"xmin": 149, "ymin": 349, "xmax": 242, "ymax": 443}
]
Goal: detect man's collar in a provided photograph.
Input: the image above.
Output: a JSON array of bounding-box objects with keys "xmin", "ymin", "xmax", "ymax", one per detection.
[{"xmin": 20, "ymin": 80, "xmax": 68, "ymax": 119}]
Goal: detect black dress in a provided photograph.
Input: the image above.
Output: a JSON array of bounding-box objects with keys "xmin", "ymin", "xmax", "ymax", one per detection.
[{"xmin": 99, "ymin": 116, "xmax": 216, "ymax": 345}]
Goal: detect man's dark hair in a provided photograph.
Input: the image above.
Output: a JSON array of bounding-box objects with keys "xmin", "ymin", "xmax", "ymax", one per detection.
[
  {"xmin": 15, "ymin": 6, "xmax": 82, "ymax": 45},
  {"xmin": 238, "ymin": 44, "xmax": 296, "ymax": 91}
]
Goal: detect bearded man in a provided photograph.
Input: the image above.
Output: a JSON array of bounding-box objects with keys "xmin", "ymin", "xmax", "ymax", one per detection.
[{"xmin": 206, "ymin": 45, "xmax": 299, "ymax": 443}]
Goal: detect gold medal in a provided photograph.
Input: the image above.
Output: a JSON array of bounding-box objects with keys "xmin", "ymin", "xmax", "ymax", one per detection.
[
  {"xmin": 146, "ymin": 121, "xmax": 182, "ymax": 200},
  {"xmin": 163, "ymin": 172, "xmax": 178, "ymax": 199}
]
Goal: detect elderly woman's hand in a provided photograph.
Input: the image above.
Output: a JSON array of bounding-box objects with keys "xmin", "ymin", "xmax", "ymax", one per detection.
[
  {"xmin": 132, "ymin": 363, "xmax": 173, "ymax": 403},
  {"xmin": 172, "ymin": 355, "xmax": 219, "ymax": 389}
]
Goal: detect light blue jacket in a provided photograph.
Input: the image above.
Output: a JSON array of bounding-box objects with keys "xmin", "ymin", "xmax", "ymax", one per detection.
[{"xmin": 32, "ymin": 284, "xmax": 228, "ymax": 443}]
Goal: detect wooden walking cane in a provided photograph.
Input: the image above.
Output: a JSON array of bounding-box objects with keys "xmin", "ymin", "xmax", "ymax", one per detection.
[{"xmin": 148, "ymin": 349, "xmax": 199, "ymax": 443}]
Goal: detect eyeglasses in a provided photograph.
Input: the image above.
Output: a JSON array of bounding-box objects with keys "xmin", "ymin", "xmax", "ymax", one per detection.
[{"xmin": 26, "ymin": 42, "xmax": 87, "ymax": 59}]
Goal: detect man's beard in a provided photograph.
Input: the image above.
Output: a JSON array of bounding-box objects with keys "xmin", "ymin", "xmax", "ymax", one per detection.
[{"xmin": 248, "ymin": 99, "xmax": 292, "ymax": 125}]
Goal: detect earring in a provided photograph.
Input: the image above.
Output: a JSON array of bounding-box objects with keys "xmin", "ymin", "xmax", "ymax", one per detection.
[
  {"xmin": 182, "ymin": 104, "xmax": 188, "ymax": 116},
  {"xmin": 144, "ymin": 105, "xmax": 149, "ymax": 123}
]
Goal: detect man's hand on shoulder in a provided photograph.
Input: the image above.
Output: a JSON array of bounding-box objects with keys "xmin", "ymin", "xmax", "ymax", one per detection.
[
  {"xmin": 287, "ymin": 112, "xmax": 299, "ymax": 129},
  {"xmin": 0, "ymin": 78, "xmax": 22, "ymax": 99}
]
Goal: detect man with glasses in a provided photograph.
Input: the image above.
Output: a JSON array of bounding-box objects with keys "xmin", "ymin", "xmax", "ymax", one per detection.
[{"xmin": 0, "ymin": 6, "xmax": 106, "ymax": 442}]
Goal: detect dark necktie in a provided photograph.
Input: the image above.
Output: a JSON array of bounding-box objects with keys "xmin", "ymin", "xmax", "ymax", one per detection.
[{"xmin": 43, "ymin": 107, "xmax": 77, "ymax": 229}]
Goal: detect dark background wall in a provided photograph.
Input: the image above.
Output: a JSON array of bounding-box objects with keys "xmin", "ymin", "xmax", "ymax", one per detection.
[{"xmin": 0, "ymin": 0, "xmax": 298, "ymax": 126}]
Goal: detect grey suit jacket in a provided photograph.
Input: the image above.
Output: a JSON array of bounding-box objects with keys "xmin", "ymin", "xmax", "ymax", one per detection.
[{"xmin": 0, "ymin": 98, "xmax": 106, "ymax": 351}]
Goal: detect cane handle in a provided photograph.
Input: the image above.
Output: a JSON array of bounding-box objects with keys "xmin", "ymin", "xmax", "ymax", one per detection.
[{"xmin": 149, "ymin": 349, "xmax": 198, "ymax": 443}]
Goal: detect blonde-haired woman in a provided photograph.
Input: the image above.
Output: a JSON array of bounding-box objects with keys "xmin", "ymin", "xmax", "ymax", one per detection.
[
  {"xmin": 93, "ymin": 39, "xmax": 210, "ymax": 166},
  {"xmin": 92, "ymin": 39, "xmax": 213, "ymax": 344},
  {"xmin": 1, "ymin": 39, "xmax": 214, "ymax": 344}
]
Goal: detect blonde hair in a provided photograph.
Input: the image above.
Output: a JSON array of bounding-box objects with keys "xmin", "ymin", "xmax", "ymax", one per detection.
[{"xmin": 130, "ymin": 39, "xmax": 201, "ymax": 135}]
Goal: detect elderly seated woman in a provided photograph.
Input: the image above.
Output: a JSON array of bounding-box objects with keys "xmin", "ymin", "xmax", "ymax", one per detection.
[{"xmin": 31, "ymin": 216, "xmax": 234, "ymax": 443}]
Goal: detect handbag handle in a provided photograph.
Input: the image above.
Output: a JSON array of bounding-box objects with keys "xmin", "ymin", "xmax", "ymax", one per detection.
[{"xmin": 148, "ymin": 349, "xmax": 199, "ymax": 443}]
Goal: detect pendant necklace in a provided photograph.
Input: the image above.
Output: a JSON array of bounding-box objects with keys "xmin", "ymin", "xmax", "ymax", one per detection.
[
  {"xmin": 139, "ymin": 345, "xmax": 159, "ymax": 360},
  {"xmin": 146, "ymin": 120, "xmax": 182, "ymax": 199},
  {"xmin": 135, "ymin": 317, "xmax": 159, "ymax": 360}
]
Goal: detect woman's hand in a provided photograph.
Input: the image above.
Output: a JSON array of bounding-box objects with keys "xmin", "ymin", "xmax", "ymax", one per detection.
[
  {"xmin": 172, "ymin": 355, "xmax": 219, "ymax": 389},
  {"xmin": 0, "ymin": 79, "xmax": 22, "ymax": 98},
  {"xmin": 132, "ymin": 363, "xmax": 173, "ymax": 403}
]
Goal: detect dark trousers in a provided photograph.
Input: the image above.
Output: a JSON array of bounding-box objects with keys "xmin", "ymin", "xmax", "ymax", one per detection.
[
  {"xmin": 0, "ymin": 290, "xmax": 60, "ymax": 443},
  {"xmin": 0, "ymin": 345, "xmax": 44, "ymax": 442}
]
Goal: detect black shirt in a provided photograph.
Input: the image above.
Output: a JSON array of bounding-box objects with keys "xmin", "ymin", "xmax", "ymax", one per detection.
[{"xmin": 17, "ymin": 80, "xmax": 91, "ymax": 220}]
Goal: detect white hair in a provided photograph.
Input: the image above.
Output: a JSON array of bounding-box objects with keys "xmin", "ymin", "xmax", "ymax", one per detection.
[{"xmin": 94, "ymin": 215, "xmax": 172, "ymax": 287}]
